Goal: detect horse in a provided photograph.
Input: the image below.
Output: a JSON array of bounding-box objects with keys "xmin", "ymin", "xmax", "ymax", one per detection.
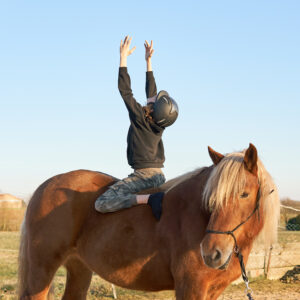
[{"xmin": 18, "ymin": 143, "xmax": 280, "ymax": 300}]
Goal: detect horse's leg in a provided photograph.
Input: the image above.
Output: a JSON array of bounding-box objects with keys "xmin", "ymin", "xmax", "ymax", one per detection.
[
  {"xmin": 206, "ymin": 283, "xmax": 228, "ymax": 300},
  {"xmin": 20, "ymin": 235, "xmax": 67, "ymax": 300},
  {"xmin": 174, "ymin": 276, "xmax": 209, "ymax": 300},
  {"xmin": 62, "ymin": 257, "xmax": 93, "ymax": 300},
  {"xmin": 22, "ymin": 257, "xmax": 61, "ymax": 300},
  {"xmin": 207, "ymin": 291, "xmax": 225, "ymax": 300}
]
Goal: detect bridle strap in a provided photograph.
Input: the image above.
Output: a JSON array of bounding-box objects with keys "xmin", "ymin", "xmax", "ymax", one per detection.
[
  {"xmin": 206, "ymin": 187, "xmax": 261, "ymax": 250},
  {"xmin": 206, "ymin": 199, "xmax": 260, "ymax": 246},
  {"xmin": 205, "ymin": 187, "xmax": 276, "ymax": 248}
]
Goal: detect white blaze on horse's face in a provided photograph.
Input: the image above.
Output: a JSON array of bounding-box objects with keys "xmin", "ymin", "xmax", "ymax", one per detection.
[{"xmin": 200, "ymin": 144, "xmax": 260, "ymax": 270}]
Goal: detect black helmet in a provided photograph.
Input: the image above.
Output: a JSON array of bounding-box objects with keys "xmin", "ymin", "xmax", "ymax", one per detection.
[{"xmin": 152, "ymin": 90, "xmax": 179, "ymax": 127}]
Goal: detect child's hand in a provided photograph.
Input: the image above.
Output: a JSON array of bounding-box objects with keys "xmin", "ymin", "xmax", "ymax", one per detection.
[
  {"xmin": 144, "ymin": 40, "xmax": 154, "ymax": 61},
  {"xmin": 120, "ymin": 36, "xmax": 136, "ymax": 59}
]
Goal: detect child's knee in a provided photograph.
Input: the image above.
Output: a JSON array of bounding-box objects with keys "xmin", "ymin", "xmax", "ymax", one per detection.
[
  {"xmin": 95, "ymin": 198, "xmax": 107, "ymax": 213},
  {"xmin": 95, "ymin": 192, "xmax": 136, "ymax": 213},
  {"xmin": 94, "ymin": 192, "xmax": 114, "ymax": 213}
]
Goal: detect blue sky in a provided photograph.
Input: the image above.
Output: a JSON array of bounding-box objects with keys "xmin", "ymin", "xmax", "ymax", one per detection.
[{"xmin": 0, "ymin": 1, "xmax": 299, "ymax": 201}]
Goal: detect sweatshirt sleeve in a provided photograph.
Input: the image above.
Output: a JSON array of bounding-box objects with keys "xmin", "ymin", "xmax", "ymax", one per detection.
[
  {"xmin": 118, "ymin": 67, "xmax": 143, "ymax": 119},
  {"xmin": 145, "ymin": 71, "xmax": 157, "ymax": 98}
]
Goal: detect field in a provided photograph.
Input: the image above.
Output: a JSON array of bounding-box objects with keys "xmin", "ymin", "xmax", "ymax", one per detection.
[
  {"xmin": 0, "ymin": 208, "xmax": 25, "ymax": 231},
  {"xmin": 1, "ymin": 231, "xmax": 300, "ymax": 300}
]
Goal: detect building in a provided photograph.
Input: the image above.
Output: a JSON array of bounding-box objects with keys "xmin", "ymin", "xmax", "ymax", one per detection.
[{"xmin": 0, "ymin": 193, "xmax": 24, "ymax": 209}]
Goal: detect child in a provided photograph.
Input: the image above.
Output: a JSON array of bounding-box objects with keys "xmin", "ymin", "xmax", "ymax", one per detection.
[{"xmin": 95, "ymin": 36, "xmax": 178, "ymax": 220}]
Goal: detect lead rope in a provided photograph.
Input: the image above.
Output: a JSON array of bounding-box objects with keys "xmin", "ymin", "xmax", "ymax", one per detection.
[
  {"xmin": 206, "ymin": 230, "xmax": 255, "ymax": 300},
  {"xmin": 236, "ymin": 248, "xmax": 254, "ymax": 300}
]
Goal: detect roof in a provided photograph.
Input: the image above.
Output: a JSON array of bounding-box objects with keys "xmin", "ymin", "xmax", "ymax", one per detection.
[{"xmin": 0, "ymin": 193, "xmax": 23, "ymax": 202}]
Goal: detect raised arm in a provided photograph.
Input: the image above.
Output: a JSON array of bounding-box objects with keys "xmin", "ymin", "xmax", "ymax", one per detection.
[
  {"xmin": 145, "ymin": 40, "xmax": 154, "ymax": 71},
  {"xmin": 144, "ymin": 40, "xmax": 157, "ymax": 102},
  {"xmin": 120, "ymin": 36, "xmax": 136, "ymax": 67},
  {"xmin": 118, "ymin": 36, "xmax": 143, "ymax": 119}
]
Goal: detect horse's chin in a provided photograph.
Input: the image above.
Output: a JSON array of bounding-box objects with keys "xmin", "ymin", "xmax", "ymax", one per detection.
[{"xmin": 218, "ymin": 252, "xmax": 232, "ymax": 270}]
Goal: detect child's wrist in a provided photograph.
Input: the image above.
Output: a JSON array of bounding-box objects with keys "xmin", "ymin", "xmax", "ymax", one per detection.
[
  {"xmin": 120, "ymin": 56, "xmax": 127, "ymax": 67},
  {"xmin": 146, "ymin": 61, "xmax": 152, "ymax": 72}
]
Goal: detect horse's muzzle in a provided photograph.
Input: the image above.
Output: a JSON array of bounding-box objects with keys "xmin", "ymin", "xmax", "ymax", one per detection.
[{"xmin": 200, "ymin": 241, "xmax": 233, "ymax": 270}]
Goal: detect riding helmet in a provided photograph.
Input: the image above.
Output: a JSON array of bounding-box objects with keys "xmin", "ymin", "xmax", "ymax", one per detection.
[{"xmin": 152, "ymin": 90, "xmax": 179, "ymax": 127}]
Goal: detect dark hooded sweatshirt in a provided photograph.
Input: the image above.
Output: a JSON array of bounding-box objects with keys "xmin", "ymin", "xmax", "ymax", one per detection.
[{"xmin": 118, "ymin": 67, "xmax": 165, "ymax": 169}]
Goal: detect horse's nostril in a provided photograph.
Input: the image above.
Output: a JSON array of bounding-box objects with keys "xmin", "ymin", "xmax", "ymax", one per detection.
[{"xmin": 212, "ymin": 249, "xmax": 221, "ymax": 262}]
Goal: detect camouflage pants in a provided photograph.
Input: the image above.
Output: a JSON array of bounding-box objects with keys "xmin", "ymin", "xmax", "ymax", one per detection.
[{"xmin": 95, "ymin": 168, "xmax": 166, "ymax": 213}]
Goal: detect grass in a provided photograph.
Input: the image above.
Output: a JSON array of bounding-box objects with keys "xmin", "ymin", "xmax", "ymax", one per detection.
[
  {"xmin": 221, "ymin": 276, "xmax": 300, "ymax": 300},
  {"xmin": 0, "ymin": 208, "xmax": 25, "ymax": 231},
  {"xmin": 0, "ymin": 232, "xmax": 300, "ymax": 299},
  {"xmin": 50, "ymin": 276, "xmax": 175, "ymax": 300},
  {"xmin": 0, "ymin": 232, "xmax": 20, "ymax": 250}
]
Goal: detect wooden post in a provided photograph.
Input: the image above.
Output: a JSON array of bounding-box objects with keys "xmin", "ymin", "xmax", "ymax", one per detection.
[
  {"xmin": 111, "ymin": 284, "xmax": 117, "ymax": 299},
  {"xmin": 266, "ymin": 245, "xmax": 273, "ymax": 278},
  {"xmin": 263, "ymin": 248, "xmax": 267, "ymax": 277}
]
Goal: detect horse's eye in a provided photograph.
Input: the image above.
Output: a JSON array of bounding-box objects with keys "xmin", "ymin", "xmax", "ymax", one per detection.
[{"xmin": 240, "ymin": 192, "xmax": 249, "ymax": 198}]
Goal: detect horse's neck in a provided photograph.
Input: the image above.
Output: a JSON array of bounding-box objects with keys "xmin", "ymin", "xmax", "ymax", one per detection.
[{"xmin": 162, "ymin": 167, "xmax": 212, "ymax": 224}]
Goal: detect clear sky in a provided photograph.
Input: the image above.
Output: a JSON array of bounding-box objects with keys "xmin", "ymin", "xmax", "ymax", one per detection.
[{"xmin": 1, "ymin": 1, "xmax": 299, "ymax": 201}]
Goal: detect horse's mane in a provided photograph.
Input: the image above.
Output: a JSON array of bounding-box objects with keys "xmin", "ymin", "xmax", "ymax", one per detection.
[
  {"xmin": 162, "ymin": 150, "xmax": 280, "ymax": 248},
  {"xmin": 161, "ymin": 167, "xmax": 207, "ymax": 193},
  {"xmin": 203, "ymin": 150, "xmax": 280, "ymax": 248}
]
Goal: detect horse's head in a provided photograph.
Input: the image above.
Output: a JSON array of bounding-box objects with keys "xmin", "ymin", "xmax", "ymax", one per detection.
[{"xmin": 200, "ymin": 143, "xmax": 278, "ymax": 270}]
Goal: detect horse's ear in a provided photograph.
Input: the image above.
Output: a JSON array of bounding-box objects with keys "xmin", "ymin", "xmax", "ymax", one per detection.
[
  {"xmin": 208, "ymin": 146, "xmax": 224, "ymax": 165},
  {"xmin": 244, "ymin": 143, "xmax": 258, "ymax": 175}
]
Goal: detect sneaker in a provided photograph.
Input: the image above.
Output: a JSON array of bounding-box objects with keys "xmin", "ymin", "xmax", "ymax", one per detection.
[{"xmin": 147, "ymin": 192, "xmax": 164, "ymax": 220}]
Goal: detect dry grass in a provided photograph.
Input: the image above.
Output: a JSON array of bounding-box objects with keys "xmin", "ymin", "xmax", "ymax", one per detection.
[{"xmin": 0, "ymin": 208, "xmax": 25, "ymax": 231}]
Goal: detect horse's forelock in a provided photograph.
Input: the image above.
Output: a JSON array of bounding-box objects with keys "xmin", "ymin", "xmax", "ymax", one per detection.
[{"xmin": 203, "ymin": 152, "xmax": 246, "ymax": 210}]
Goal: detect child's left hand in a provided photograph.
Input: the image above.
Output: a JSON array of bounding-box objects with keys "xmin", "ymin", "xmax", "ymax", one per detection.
[{"xmin": 144, "ymin": 40, "xmax": 154, "ymax": 61}]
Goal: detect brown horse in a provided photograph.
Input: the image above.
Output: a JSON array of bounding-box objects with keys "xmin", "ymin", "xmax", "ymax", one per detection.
[{"xmin": 18, "ymin": 143, "xmax": 280, "ymax": 300}]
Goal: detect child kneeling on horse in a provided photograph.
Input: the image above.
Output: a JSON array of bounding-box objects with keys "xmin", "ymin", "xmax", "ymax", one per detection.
[{"xmin": 95, "ymin": 36, "xmax": 178, "ymax": 220}]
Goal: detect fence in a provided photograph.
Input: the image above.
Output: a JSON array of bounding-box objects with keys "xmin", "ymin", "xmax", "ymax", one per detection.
[
  {"xmin": 245, "ymin": 242, "xmax": 300, "ymax": 280},
  {"xmin": 231, "ymin": 204, "xmax": 300, "ymax": 283}
]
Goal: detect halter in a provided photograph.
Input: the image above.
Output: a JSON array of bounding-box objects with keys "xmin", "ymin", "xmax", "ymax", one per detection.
[
  {"xmin": 205, "ymin": 186, "xmax": 274, "ymax": 300},
  {"xmin": 206, "ymin": 187, "xmax": 261, "ymax": 253}
]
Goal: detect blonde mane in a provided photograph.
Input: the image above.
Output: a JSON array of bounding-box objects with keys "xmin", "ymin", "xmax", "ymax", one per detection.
[
  {"xmin": 203, "ymin": 150, "xmax": 280, "ymax": 247},
  {"xmin": 161, "ymin": 167, "xmax": 206, "ymax": 193}
]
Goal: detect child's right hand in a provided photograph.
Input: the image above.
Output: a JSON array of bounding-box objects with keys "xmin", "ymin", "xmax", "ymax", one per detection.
[
  {"xmin": 120, "ymin": 36, "xmax": 136, "ymax": 60},
  {"xmin": 144, "ymin": 40, "xmax": 154, "ymax": 61}
]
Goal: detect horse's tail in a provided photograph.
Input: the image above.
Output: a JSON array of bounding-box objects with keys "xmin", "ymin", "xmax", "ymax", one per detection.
[
  {"xmin": 17, "ymin": 210, "xmax": 55, "ymax": 300},
  {"xmin": 17, "ymin": 215, "xmax": 28, "ymax": 299}
]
